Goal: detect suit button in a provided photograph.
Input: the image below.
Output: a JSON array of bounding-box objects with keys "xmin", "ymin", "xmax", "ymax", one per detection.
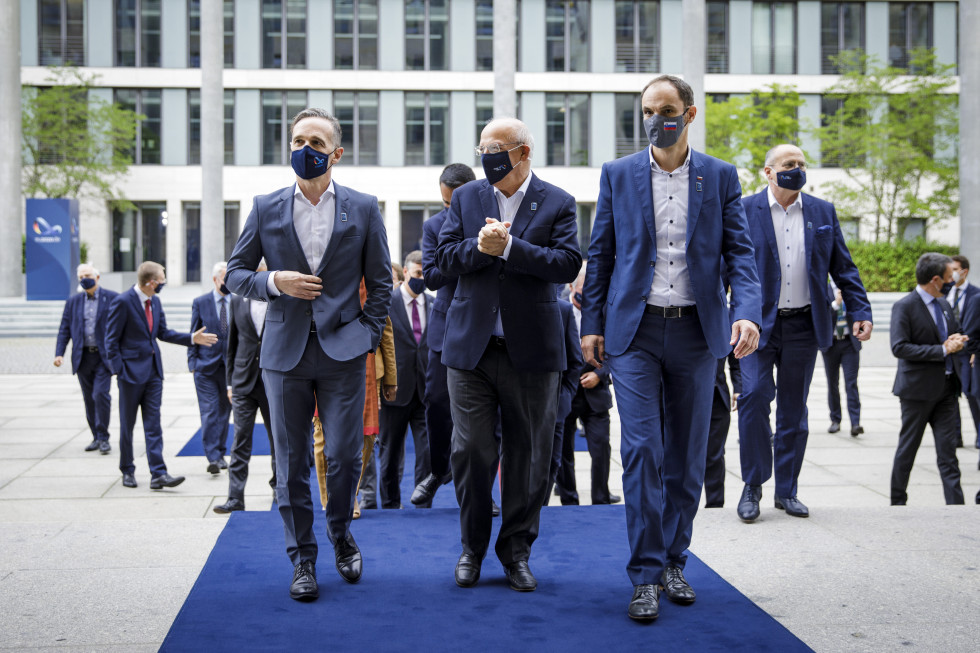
[
  {"xmin": 305, "ymin": 310, "xmax": 311, "ymax": 316},
  {"xmin": 499, "ymin": 274, "xmax": 505, "ymax": 280},
  {"xmin": 492, "ymin": 307, "xmax": 497, "ymax": 313}
]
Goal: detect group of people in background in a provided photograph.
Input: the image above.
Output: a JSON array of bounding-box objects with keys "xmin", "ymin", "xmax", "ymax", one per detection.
[{"xmin": 52, "ymin": 73, "xmax": 979, "ymax": 624}]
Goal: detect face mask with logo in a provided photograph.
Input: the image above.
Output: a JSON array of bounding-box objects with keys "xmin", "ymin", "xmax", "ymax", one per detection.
[
  {"xmin": 643, "ymin": 109, "xmax": 688, "ymax": 149},
  {"xmin": 481, "ymin": 146, "xmax": 522, "ymax": 185},
  {"xmin": 79, "ymin": 278, "xmax": 96, "ymax": 290},
  {"xmin": 775, "ymin": 167, "xmax": 807, "ymax": 191},
  {"xmin": 407, "ymin": 276, "xmax": 426, "ymax": 295},
  {"xmin": 291, "ymin": 145, "xmax": 335, "ymax": 180}
]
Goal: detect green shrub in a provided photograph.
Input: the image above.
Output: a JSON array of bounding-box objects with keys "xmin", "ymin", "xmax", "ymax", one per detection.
[{"xmin": 846, "ymin": 239, "xmax": 959, "ymax": 292}]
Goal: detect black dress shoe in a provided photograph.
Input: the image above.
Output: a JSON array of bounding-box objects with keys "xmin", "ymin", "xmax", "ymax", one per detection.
[
  {"xmin": 213, "ymin": 499, "xmax": 245, "ymax": 514},
  {"xmin": 98, "ymin": 440, "xmax": 111, "ymax": 455},
  {"xmin": 455, "ymin": 552, "xmax": 482, "ymax": 587},
  {"xmin": 492, "ymin": 500, "xmax": 501, "ymax": 517},
  {"xmin": 827, "ymin": 421, "xmax": 840, "ymax": 434},
  {"xmin": 289, "ymin": 560, "xmax": 318, "ymax": 601},
  {"xmin": 628, "ymin": 584, "xmax": 659, "ymax": 622},
  {"xmin": 207, "ymin": 461, "xmax": 220, "ymax": 475},
  {"xmin": 851, "ymin": 425, "xmax": 864, "ymax": 437},
  {"xmin": 217, "ymin": 457, "xmax": 228, "ymax": 470},
  {"xmin": 84, "ymin": 439, "xmax": 100, "ymax": 452},
  {"xmin": 774, "ymin": 495, "xmax": 809, "ymax": 517},
  {"xmin": 149, "ymin": 473, "xmax": 185, "ymax": 490},
  {"xmin": 334, "ymin": 535, "xmax": 362, "ymax": 583},
  {"xmin": 410, "ymin": 472, "xmax": 451, "ymax": 505},
  {"xmin": 737, "ymin": 484, "xmax": 762, "ymax": 522},
  {"xmin": 503, "ymin": 561, "xmax": 537, "ymax": 592},
  {"xmin": 661, "ymin": 565, "xmax": 696, "ymax": 605},
  {"xmin": 122, "ymin": 473, "xmax": 137, "ymax": 488},
  {"xmin": 609, "ymin": 494, "xmax": 622, "ymax": 504}
]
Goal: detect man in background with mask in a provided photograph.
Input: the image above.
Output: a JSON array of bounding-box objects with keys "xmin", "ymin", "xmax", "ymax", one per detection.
[
  {"xmin": 736, "ymin": 144, "xmax": 872, "ymax": 524},
  {"xmin": 225, "ymin": 108, "xmax": 391, "ymax": 602},
  {"xmin": 946, "ymin": 255, "xmax": 979, "ymax": 449},
  {"xmin": 436, "ymin": 117, "xmax": 581, "ymax": 593},
  {"xmin": 580, "ymin": 75, "xmax": 761, "ymax": 622},
  {"xmin": 54, "ymin": 264, "xmax": 119, "ymax": 454}
]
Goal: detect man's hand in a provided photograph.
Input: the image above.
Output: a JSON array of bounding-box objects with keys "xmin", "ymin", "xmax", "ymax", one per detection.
[
  {"xmin": 945, "ymin": 333, "xmax": 968, "ymax": 354},
  {"xmin": 383, "ymin": 384, "xmax": 397, "ymax": 401},
  {"xmin": 852, "ymin": 320, "xmax": 873, "ymax": 341},
  {"xmin": 227, "ymin": 388, "xmax": 233, "ymax": 402},
  {"xmin": 731, "ymin": 392, "xmax": 740, "ymax": 412},
  {"xmin": 274, "ymin": 271, "xmax": 322, "ymax": 300},
  {"xmin": 53, "ymin": 356, "xmax": 63, "ymax": 367},
  {"xmin": 579, "ymin": 371, "xmax": 600, "ymax": 389},
  {"xmin": 731, "ymin": 320, "xmax": 760, "ymax": 359},
  {"xmin": 477, "ymin": 218, "xmax": 511, "ymax": 256},
  {"xmin": 581, "ymin": 335, "xmax": 605, "ymax": 368},
  {"xmin": 193, "ymin": 327, "xmax": 218, "ymax": 346}
]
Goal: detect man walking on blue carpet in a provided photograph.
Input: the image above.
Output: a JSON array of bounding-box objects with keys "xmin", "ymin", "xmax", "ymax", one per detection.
[
  {"xmin": 226, "ymin": 108, "xmax": 391, "ymax": 602},
  {"xmin": 581, "ymin": 75, "xmax": 762, "ymax": 622}
]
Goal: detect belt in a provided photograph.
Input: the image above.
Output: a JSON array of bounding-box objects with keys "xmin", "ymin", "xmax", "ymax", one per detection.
[
  {"xmin": 84, "ymin": 346, "xmax": 99, "ymax": 353},
  {"xmin": 644, "ymin": 304, "xmax": 697, "ymax": 318},
  {"xmin": 488, "ymin": 335, "xmax": 507, "ymax": 349},
  {"xmin": 777, "ymin": 305, "xmax": 811, "ymax": 318}
]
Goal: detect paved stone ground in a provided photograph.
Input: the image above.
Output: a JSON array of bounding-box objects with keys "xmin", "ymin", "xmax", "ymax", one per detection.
[{"xmin": 1, "ymin": 338, "xmax": 978, "ymax": 651}]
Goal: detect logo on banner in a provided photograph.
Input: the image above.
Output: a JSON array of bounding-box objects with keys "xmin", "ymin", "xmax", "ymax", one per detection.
[{"xmin": 32, "ymin": 217, "xmax": 63, "ymax": 243}]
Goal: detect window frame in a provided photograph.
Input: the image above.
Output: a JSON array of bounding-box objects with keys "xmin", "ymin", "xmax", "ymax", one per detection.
[
  {"xmin": 614, "ymin": 0, "xmax": 659, "ymax": 74},
  {"xmin": 262, "ymin": 0, "xmax": 308, "ymax": 70},
  {"xmin": 546, "ymin": 0, "xmax": 591, "ymax": 73},
  {"xmin": 114, "ymin": 0, "xmax": 162, "ymax": 68},
  {"xmin": 38, "ymin": 0, "xmax": 86, "ymax": 66},
  {"xmin": 546, "ymin": 92, "xmax": 590, "ymax": 167},
  {"xmin": 405, "ymin": 0, "xmax": 450, "ymax": 71},
  {"xmin": 751, "ymin": 1, "xmax": 797, "ymax": 75},
  {"xmin": 820, "ymin": 2, "xmax": 865, "ymax": 74},
  {"xmin": 404, "ymin": 91, "xmax": 450, "ymax": 167}
]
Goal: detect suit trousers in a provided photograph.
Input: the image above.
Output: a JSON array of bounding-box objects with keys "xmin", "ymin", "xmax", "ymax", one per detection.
[
  {"xmin": 738, "ymin": 312, "xmax": 819, "ymax": 498},
  {"xmin": 891, "ymin": 374, "xmax": 965, "ymax": 505},
  {"xmin": 425, "ymin": 347, "xmax": 454, "ymax": 478},
  {"xmin": 951, "ymin": 393, "xmax": 980, "ymax": 448},
  {"xmin": 226, "ymin": 377, "xmax": 275, "ymax": 503},
  {"xmin": 559, "ymin": 403, "xmax": 613, "ymax": 504},
  {"xmin": 263, "ymin": 332, "xmax": 367, "ymax": 566},
  {"xmin": 194, "ymin": 366, "xmax": 231, "ymax": 463},
  {"xmin": 822, "ymin": 338, "xmax": 861, "ymax": 427},
  {"xmin": 555, "ymin": 415, "xmax": 580, "ymax": 504},
  {"xmin": 379, "ymin": 393, "xmax": 431, "ymax": 509},
  {"xmin": 117, "ymin": 375, "xmax": 167, "ymax": 477},
  {"xmin": 78, "ymin": 349, "xmax": 112, "ymax": 442},
  {"xmin": 607, "ymin": 311, "xmax": 715, "ymax": 586},
  {"xmin": 703, "ymin": 383, "xmax": 732, "ymax": 508},
  {"xmin": 448, "ymin": 343, "xmax": 559, "ymax": 565}
]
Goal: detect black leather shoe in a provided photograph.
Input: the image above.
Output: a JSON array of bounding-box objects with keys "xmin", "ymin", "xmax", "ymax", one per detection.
[
  {"xmin": 492, "ymin": 500, "xmax": 501, "ymax": 517},
  {"xmin": 121, "ymin": 473, "xmax": 137, "ymax": 488},
  {"xmin": 85, "ymin": 439, "xmax": 100, "ymax": 452},
  {"xmin": 289, "ymin": 560, "xmax": 318, "ymax": 601},
  {"xmin": 737, "ymin": 484, "xmax": 762, "ymax": 522},
  {"xmin": 334, "ymin": 535, "xmax": 362, "ymax": 583},
  {"xmin": 207, "ymin": 461, "xmax": 220, "ymax": 475},
  {"xmin": 213, "ymin": 499, "xmax": 245, "ymax": 514},
  {"xmin": 609, "ymin": 494, "xmax": 622, "ymax": 504},
  {"xmin": 827, "ymin": 421, "xmax": 840, "ymax": 433},
  {"xmin": 455, "ymin": 552, "xmax": 482, "ymax": 587},
  {"xmin": 217, "ymin": 457, "xmax": 228, "ymax": 470},
  {"xmin": 149, "ymin": 473, "xmax": 185, "ymax": 490},
  {"xmin": 774, "ymin": 495, "xmax": 809, "ymax": 517},
  {"xmin": 503, "ymin": 561, "xmax": 537, "ymax": 592},
  {"xmin": 851, "ymin": 425, "xmax": 864, "ymax": 437},
  {"xmin": 628, "ymin": 584, "xmax": 659, "ymax": 622},
  {"xmin": 410, "ymin": 472, "xmax": 451, "ymax": 505},
  {"xmin": 98, "ymin": 440, "xmax": 111, "ymax": 455},
  {"xmin": 661, "ymin": 565, "xmax": 696, "ymax": 605}
]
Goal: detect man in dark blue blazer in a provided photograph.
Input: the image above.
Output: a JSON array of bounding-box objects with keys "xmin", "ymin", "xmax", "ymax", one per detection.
[
  {"xmin": 104, "ymin": 261, "xmax": 217, "ymax": 490},
  {"xmin": 437, "ymin": 117, "xmax": 582, "ymax": 593},
  {"xmin": 547, "ymin": 295, "xmax": 585, "ymax": 504},
  {"xmin": 411, "ymin": 163, "xmax": 477, "ymax": 507},
  {"xmin": 947, "ymin": 255, "xmax": 980, "ymax": 449},
  {"xmin": 736, "ymin": 144, "xmax": 872, "ymax": 524},
  {"xmin": 581, "ymin": 75, "xmax": 762, "ymax": 622},
  {"xmin": 225, "ymin": 108, "xmax": 391, "ymax": 602},
  {"xmin": 189, "ymin": 261, "xmax": 232, "ymax": 474},
  {"xmin": 822, "ymin": 284, "xmax": 864, "ymax": 436},
  {"xmin": 54, "ymin": 264, "xmax": 119, "ymax": 454}
]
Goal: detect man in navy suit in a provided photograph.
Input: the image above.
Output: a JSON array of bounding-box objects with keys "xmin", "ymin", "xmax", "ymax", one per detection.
[
  {"xmin": 225, "ymin": 108, "xmax": 391, "ymax": 602},
  {"xmin": 379, "ymin": 250, "xmax": 432, "ymax": 509},
  {"xmin": 823, "ymin": 283, "xmax": 864, "ymax": 436},
  {"xmin": 189, "ymin": 261, "xmax": 232, "ymax": 474},
  {"xmin": 54, "ymin": 264, "xmax": 119, "ymax": 454},
  {"xmin": 411, "ymin": 163, "xmax": 477, "ymax": 507},
  {"xmin": 581, "ymin": 75, "xmax": 762, "ymax": 622},
  {"xmin": 104, "ymin": 261, "xmax": 218, "ymax": 490},
  {"xmin": 947, "ymin": 255, "xmax": 980, "ymax": 449},
  {"xmin": 736, "ymin": 144, "xmax": 872, "ymax": 524},
  {"xmin": 437, "ymin": 117, "xmax": 582, "ymax": 593},
  {"xmin": 547, "ymin": 295, "xmax": 585, "ymax": 504},
  {"xmin": 703, "ymin": 354, "xmax": 740, "ymax": 509}
]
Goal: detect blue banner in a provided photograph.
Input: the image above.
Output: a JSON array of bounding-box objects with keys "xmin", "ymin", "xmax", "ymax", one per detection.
[{"xmin": 25, "ymin": 198, "xmax": 80, "ymax": 301}]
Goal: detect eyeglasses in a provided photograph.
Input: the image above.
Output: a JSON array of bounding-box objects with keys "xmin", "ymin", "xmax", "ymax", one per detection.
[{"xmin": 475, "ymin": 142, "xmax": 523, "ymax": 155}]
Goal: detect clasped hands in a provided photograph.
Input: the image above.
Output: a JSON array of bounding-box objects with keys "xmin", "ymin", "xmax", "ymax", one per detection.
[
  {"xmin": 477, "ymin": 218, "xmax": 511, "ymax": 257},
  {"xmin": 945, "ymin": 332, "xmax": 968, "ymax": 355}
]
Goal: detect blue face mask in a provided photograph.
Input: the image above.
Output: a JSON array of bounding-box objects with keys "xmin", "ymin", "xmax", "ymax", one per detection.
[
  {"xmin": 291, "ymin": 145, "xmax": 335, "ymax": 180},
  {"xmin": 79, "ymin": 278, "xmax": 96, "ymax": 290},
  {"xmin": 775, "ymin": 167, "xmax": 806, "ymax": 191},
  {"xmin": 154, "ymin": 282, "xmax": 166, "ymax": 294},
  {"xmin": 643, "ymin": 109, "xmax": 688, "ymax": 149},
  {"xmin": 407, "ymin": 276, "xmax": 426, "ymax": 295},
  {"xmin": 481, "ymin": 146, "xmax": 521, "ymax": 185}
]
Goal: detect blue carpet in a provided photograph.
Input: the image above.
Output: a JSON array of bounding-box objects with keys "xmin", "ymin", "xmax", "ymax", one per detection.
[
  {"xmin": 177, "ymin": 424, "xmax": 268, "ymax": 457},
  {"xmin": 162, "ymin": 507, "xmax": 811, "ymax": 652}
]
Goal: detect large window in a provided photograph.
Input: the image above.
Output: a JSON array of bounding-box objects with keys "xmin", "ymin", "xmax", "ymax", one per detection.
[
  {"xmin": 114, "ymin": 89, "xmax": 161, "ymax": 164},
  {"xmin": 334, "ymin": 0, "xmax": 378, "ymax": 69},
  {"xmin": 262, "ymin": 0, "xmax": 306, "ymax": 69},
  {"xmin": 334, "ymin": 92, "xmax": 379, "ymax": 165},
  {"xmin": 405, "ymin": 92, "xmax": 449, "ymax": 166},
  {"xmin": 576, "ymin": 203, "xmax": 594, "ymax": 257},
  {"xmin": 262, "ymin": 91, "xmax": 309, "ymax": 165},
  {"xmin": 188, "ymin": 90, "xmax": 236, "ymax": 165},
  {"xmin": 546, "ymin": 93, "xmax": 589, "ymax": 167},
  {"xmin": 751, "ymin": 1, "xmax": 796, "ymax": 74},
  {"xmin": 400, "ymin": 204, "xmax": 442, "ymax": 262},
  {"xmin": 820, "ymin": 96, "xmax": 865, "ymax": 168},
  {"xmin": 112, "ymin": 202, "xmax": 167, "ymax": 272},
  {"xmin": 889, "ymin": 2, "xmax": 932, "ymax": 71},
  {"xmin": 183, "ymin": 202, "xmax": 241, "ymax": 283},
  {"xmin": 547, "ymin": 1, "xmax": 590, "ymax": 72},
  {"xmin": 188, "ymin": 0, "xmax": 235, "ymax": 68},
  {"xmin": 821, "ymin": 2, "xmax": 864, "ymax": 73},
  {"xmin": 39, "ymin": 0, "xmax": 85, "ymax": 66},
  {"xmin": 475, "ymin": 0, "xmax": 493, "ymax": 71},
  {"xmin": 115, "ymin": 0, "xmax": 161, "ymax": 67},
  {"xmin": 406, "ymin": 0, "xmax": 448, "ymax": 71},
  {"xmin": 614, "ymin": 94, "xmax": 644, "ymax": 159},
  {"xmin": 615, "ymin": 1, "xmax": 658, "ymax": 73},
  {"xmin": 706, "ymin": 1, "xmax": 728, "ymax": 73}
]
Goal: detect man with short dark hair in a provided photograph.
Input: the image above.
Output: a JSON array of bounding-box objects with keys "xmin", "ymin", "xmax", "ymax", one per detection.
[
  {"xmin": 947, "ymin": 255, "xmax": 979, "ymax": 449},
  {"xmin": 822, "ymin": 282, "xmax": 864, "ymax": 437}
]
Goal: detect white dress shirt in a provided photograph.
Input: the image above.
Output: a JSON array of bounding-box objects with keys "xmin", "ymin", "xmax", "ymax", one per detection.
[
  {"xmin": 267, "ymin": 181, "xmax": 336, "ymax": 296},
  {"xmin": 134, "ymin": 285, "xmax": 152, "ymax": 306},
  {"xmin": 490, "ymin": 171, "xmax": 534, "ymax": 336},
  {"xmin": 768, "ymin": 187, "xmax": 809, "ymax": 309},
  {"xmin": 400, "ymin": 282, "xmax": 427, "ymax": 333},
  {"xmin": 248, "ymin": 297, "xmax": 267, "ymax": 335},
  {"xmin": 648, "ymin": 148, "xmax": 694, "ymax": 306},
  {"xmin": 947, "ymin": 279, "xmax": 970, "ymax": 316}
]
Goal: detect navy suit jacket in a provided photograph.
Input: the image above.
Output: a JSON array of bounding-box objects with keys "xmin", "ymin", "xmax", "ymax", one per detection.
[
  {"xmin": 557, "ymin": 299, "xmax": 584, "ymax": 422},
  {"xmin": 188, "ymin": 292, "xmax": 229, "ymax": 374},
  {"xmin": 421, "ymin": 208, "xmax": 456, "ymax": 354},
  {"xmin": 55, "ymin": 288, "xmax": 119, "ymax": 373},
  {"xmin": 742, "ymin": 190, "xmax": 871, "ymax": 351},
  {"xmin": 383, "ymin": 288, "xmax": 432, "ymax": 407},
  {"xmin": 582, "ymin": 149, "xmax": 762, "ymax": 359},
  {"xmin": 891, "ymin": 291, "xmax": 960, "ymax": 401},
  {"xmin": 225, "ymin": 182, "xmax": 392, "ymax": 372},
  {"xmin": 225, "ymin": 294, "xmax": 264, "ymax": 395},
  {"xmin": 436, "ymin": 175, "xmax": 583, "ymax": 372},
  {"xmin": 949, "ymin": 283, "xmax": 979, "ymax": 394},
  {"xmin": 104, "ymin": 288, "xmax": 193, "ymax": 384}
]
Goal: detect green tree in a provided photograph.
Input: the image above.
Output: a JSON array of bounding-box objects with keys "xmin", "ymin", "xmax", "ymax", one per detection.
[
  {"xmin": 21, "ymin": 66, "xmax": 141, "ymax": 206},
  {"xmin": 814, "ymin": 48, "xmax": 958, "ymax": 243},
  {"xmin": 704, "ymin": 84, "xmax": 805, "ymax": 193}
]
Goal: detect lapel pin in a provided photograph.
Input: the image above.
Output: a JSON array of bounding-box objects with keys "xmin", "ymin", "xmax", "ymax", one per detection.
[
  {"xmin": 696, "ymin": 176, "xmax": 703, "ymax": 192},
  {"xmin": 341, "ymin": 212, "xmax": 347, "ymax": 222},
  {"xmin": 807, "ymin": 221, "xmax": 812, "ymax": 229},
  {"xmin": 530, "ymin": 202, "xmax": 537, "ymax": 212}
]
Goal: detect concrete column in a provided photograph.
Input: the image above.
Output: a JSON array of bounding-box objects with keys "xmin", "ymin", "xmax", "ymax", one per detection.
[
  {"xmin": 200, "ymin": 0, "xmax": 224, "ymax": 282},
  {"xmin": 682, "ymin": 0, "xmax": 705, "ymax": 153},
  {"xmin": 960, "ymin": 2, "xmax": 980, "ymax": 258},
  {"xmin": 493, "ymin": 0, "xmax": 516, "ymax": 117},
  {"xmin": 0, "ymin": 0, "xmax": 21, "ymax": 296}
]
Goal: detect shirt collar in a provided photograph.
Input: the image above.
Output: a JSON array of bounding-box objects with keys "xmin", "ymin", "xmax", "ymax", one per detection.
[
  {"xmin": 955, "ymin": 280, "xmax": 970, "ymax": 294},
  {"xmin": 85, "ymin": 288, "xmax": 99, "ymax": 300},
  {"xmin": 915, "ymin": 285, "xmax": 937, "ymax": 305},
  {"xmin": 212, "ymin": 289, "xmax": 226, "ymax": 303},
  {"xmin": 648, "ymin": 147, "xmax": 691, "ymax": 175},
  {"xmin": 493, "ymin": 170, "xmax": 534, "ymax": 203},
  {"xmin": 767, "ymin": 186, "xmax": 803, "ymax": 211},
  {"xmin": 400, "ymin": 282, "xmax": 418, "ymax": 305},
  {"xmin": 135, "ymin": 285, "xmax": 152, "ymax": 304},
  {"xmin": 293, "ymin": 180, "xmax": 335, "ymax": 206}
]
